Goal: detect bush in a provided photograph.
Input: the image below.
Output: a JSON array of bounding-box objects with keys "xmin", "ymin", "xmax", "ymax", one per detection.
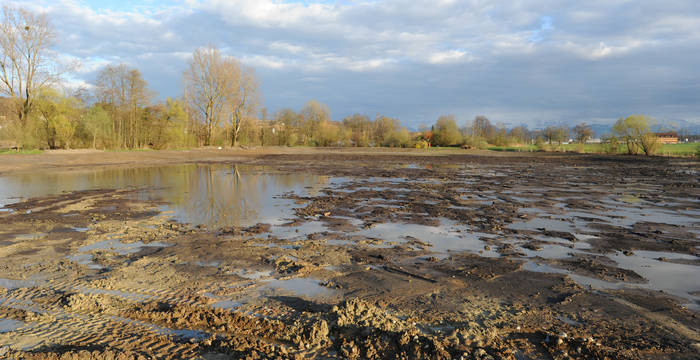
[
  {"xmin": 604, "ymin": 136, "xmax": 620, "ymax": 154},
  {"xmin": 696, "ymin": 145, "xmax": 700, "ymax": 158},
  {"xmin": 415, "ymin": 140, "xmax": 429, "ymax": 149},
  {"xmin": 640, "ymin": 133, "xmax": 660, "ymax": 156},
  {"xmin": 463, "ymin": 136, "xmax": 489, "ymax": 150},
  {"xmin": 534, "ymin": 137, "xmax": 547, "ymax": 152}
]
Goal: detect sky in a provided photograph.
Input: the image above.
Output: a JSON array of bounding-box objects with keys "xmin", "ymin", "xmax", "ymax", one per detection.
[{"xmin": 15, "ymin": 0, "xmax": 700, "ymax": 130}]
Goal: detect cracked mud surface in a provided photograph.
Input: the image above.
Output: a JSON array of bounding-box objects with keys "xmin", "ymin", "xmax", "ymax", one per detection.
[{"xmin": 0, "ymin": 150, "xmax": 698, "ymax": 359}]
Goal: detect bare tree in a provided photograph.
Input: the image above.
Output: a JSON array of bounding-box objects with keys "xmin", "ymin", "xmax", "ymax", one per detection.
[
  {"xmin": 226, "ymin": 60, "xmax": 259, "ymax": 147},
  {"xmin": 471, "ymin": 115, "xmax": 493, "ymax": 138},
  {"xmin": 0, "ymin": 5, "xmax": 56, "ymax": 126},
  {"xmin": 573, "ymin": 122, "xmax": 593, "ymax": 144},
  {"xmin": 300, "ymin": 100, "xmax": 331, "ymax": 145},
  {"xmin": 94, "ymin": 64, "xmax": 153, "ymax": 148},
  {"xmin": 183, "ymin": 46, "xmax": 231, "ymax": 146}
]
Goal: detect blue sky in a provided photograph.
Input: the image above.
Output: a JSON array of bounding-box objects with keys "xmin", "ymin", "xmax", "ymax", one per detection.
[{"xmin": 16, "ymin": 0, "xmax": 700, "ymax": 130}]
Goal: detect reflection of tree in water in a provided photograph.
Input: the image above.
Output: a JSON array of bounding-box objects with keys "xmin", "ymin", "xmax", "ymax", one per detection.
[
  {"xmin": 166, "ymin": 164, "xmax": 328, "ymax": 228},
  {"xmin": 0, "ymin": 164, "xmax": 328, "ymax": 227},
  {"xmin": 3, "ymin": 167, "xmax": 183, "ymax": 205}
]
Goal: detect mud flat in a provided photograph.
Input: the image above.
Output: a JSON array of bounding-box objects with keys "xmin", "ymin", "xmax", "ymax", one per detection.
[{"xmin": 0, "ymin": 150, "xmax": 698, "ymax": 359}]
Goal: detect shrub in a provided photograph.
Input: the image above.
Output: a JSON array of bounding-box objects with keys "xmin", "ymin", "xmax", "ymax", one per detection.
[
  {"xmin": 415, "ymin": 140, "xmax": 429, "ymax": 149},
  {"xmin": 604, "ymin": 136, "xmax": 620, "ymax": 154},
  {"xmin": 534, "ymin": 137, "xmax": 547, "ymax": 152},
  {"xmin": 640, "ymin": 133, "xmax": 660, "ymax": 156},
  {"xmin": 463, "ymin": 136, "xmax": 488, "ymax": 150}
]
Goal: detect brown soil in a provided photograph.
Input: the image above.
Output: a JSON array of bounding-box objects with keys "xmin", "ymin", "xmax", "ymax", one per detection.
[{"xmin": 0, "ymin": 148, "xmax": 698, "ymax": 359}]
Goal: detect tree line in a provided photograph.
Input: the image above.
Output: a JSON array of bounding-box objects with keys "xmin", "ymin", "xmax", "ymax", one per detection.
[{"xmin": 0, "ymin": 6, "xmax": 677, "ymax": 155}]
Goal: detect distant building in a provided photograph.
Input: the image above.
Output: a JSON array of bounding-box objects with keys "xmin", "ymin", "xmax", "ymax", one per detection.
[
  {"xmin": 586, "ymin": 138, "xmax": 602, "ymax": 144},
  {"xmin": 654, "ymin": 132, "xmax": 678, "ymax": 144}
]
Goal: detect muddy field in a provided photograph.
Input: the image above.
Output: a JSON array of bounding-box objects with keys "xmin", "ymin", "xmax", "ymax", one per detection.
[{"xmin": 0, "ymin": 149, "xmax": 698, "ymax": 359}]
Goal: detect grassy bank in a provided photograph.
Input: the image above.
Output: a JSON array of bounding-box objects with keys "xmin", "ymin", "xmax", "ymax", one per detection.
[
  {"xmin": 0, "ymin": 149, "xmax": 44, "ymax": 155},
  {"xmin": 487, "ymin": 143, "xmax": 700, "ymax": 157}
]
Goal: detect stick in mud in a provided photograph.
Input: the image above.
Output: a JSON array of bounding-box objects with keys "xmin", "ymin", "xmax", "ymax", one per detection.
[{"xmin": 382, "ymin": 265, "xmax": 437, "ymax": 283}]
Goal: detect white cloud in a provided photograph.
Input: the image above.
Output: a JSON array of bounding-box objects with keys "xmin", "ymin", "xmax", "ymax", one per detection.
[
  {"xmin": 12, "ymin": 0, "xmax": 700, "ymax": 127},
  {"xmin": 240, "ymin": 54, "xmax": 288, "ymax": 69},
  {"xmin": 428, "ymin": 50, "xmax": 470, "ymax": 64},
  {"xmin": 563, "ymin": 40, "xmax": 648, "ymax": 60},
  {"xmin": 268, "ymin": 41, "xmax": 305, "ymax": 54}
]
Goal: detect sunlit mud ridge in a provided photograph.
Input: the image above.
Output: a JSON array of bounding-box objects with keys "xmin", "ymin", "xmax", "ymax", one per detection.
[{"xmin": 0, "ymin": 152, "xmax": 698, "ymax": 359}]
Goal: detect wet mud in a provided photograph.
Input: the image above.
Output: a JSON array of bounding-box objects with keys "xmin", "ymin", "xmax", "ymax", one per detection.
[{"xmin": 0, "ymin": 151, "xmax": 698, "ymax": 359}]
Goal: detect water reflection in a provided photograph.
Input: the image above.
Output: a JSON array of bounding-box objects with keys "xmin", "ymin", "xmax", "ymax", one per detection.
[{"xmin": 0, "ymin": 164, "xmax": 329, "ymax": 228}]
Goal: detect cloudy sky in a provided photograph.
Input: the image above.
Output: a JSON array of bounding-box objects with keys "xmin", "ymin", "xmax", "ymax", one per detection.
[{"xmin": 16, "ymin": 0, "xmax": 700, "ymax": 129}]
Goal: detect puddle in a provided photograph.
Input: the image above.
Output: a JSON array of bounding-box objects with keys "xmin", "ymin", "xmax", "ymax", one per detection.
[
  {"xmin": 0, "ymin": 318, "xmax": 25, "ymax": 333},
  {"xmin": 212, "ymin": 300, "xmax": 244, "ymax": 310},
  {"xmin": 0, "ymin": 164, "xmax": 329, "ymax": 228},
  {"xmin": 171, "ymin": 328, "xmax": 210, "ymax": 342},
  {"xmin": 253, "ymin": 243, "xmax": 299, "ymax": 250},
  {"xmin": 267, "ymin": 221, "xmax": 328, "ymax": 241},
  {"xmin": 258, "ymin": 278, "xmax": 335, "ymax": 299},
  {"xmin": 231, "ymin": 269, "xmax": 273, "ymax": 280},
  {"xmin": 353, "ymin": 220, "xmax": 500, "ymax": 257},
  {"xmin": 522, "ymin": 261, "xmax": 626, "ymax": 290},
  {"xmin": 66, "ymin": 238, "xmax": 171, "ymax": 269},
  {"xmin": 14, "ymin": 233, "xmax": 48, "ymax": 241},
  {"xmin": 506, "ymin": 217, "xmax": 595, "ymax": 233},
  {"xmin": 196, "ymin": 261, "xmax": 221, "ymax": 267},
  {"xmin": 523, "ymin": 251, "xmax": 700, "ymax": 311},
  {"xmin": 65, "ymin": 254, "xmax": 103, "ymax": 270},
  {"xmin": 0, "ymin": 278, "xmax": 37, "ymax": 289},
  {"xmin": 116, "ymin": 316, "xmax": 210, "ymax": 342},
  {"xmin": 607, "ymin": 250, "xmax": 700, "ymax": 304},
  {"xmin": 79, "ymin": 238, "xmax": 170, "ymax": 255},
  {"xmin": 518, "ymin": 243, "xmax": 584, "ymax": 260}
]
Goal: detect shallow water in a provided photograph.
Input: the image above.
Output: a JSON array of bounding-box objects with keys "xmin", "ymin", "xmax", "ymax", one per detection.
[
  {"xmin": 523, "ymin": 255, "xmax": 700, "ymax": 311},
  {"xmin": 0, "ymin": 278, "xmax": 37, "ymax": 289},
  {"xmin": 259, "ymin": 278, "xmax": 335, "ymax": 298},
  {"xmin": 0, "ymin": 164, "xmax": 329, "ymax": 228},
  {"xmin": 1, "ymin": 162, "xmax": 698, "ymax": 310},
  {"xmin": 0, "ymin": 318, "xmax": 25, "ymax": 333}
]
